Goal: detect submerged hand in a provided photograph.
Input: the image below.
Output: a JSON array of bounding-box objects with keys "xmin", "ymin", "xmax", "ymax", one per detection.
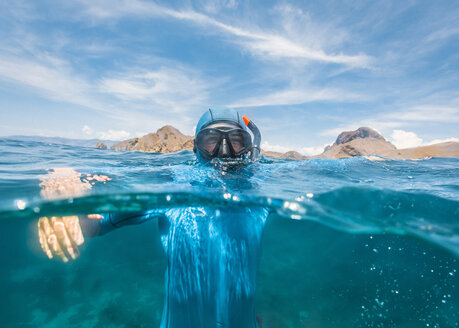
[{"xmin": 38, "ymin": 216, "xmax": 85, "ymax": 262}]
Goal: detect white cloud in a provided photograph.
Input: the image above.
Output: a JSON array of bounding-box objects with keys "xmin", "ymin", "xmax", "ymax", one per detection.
[
  {"xmin": 425, "ymin": 137, "xmax": 459, "ymax": 145},
  {"xmin": 319, "ymin": 124, "xmax": 458, "ymax": 150},
  {"xmin": 201, "ymin": 0, "xmax": 238, "ymax": 14},
  {"xmin": 80, "ymin": 1, "xmax": 371, "ymax": 68},
  {"xmin": 0, "ymin": 51, "xmax": 138, "ymax": 120},
  {"xmin": 99, "ymin": 129, "xmax": 130, "ymax": 140},
  {"xmin": 0, "ymin": 54, "xmax": 94, "ymax": 108},
  {"xmin": 235, "ymin": 33, "xmax": 370, "ymax": 67},
  {"xmin": 318, "ymin": 104, "xmax": 459, "ymax": 143},
  {"xmin": 4, "ymin": 0, "xmax": 457, "ymax": 145},
  {"xmin": 390, "ymin": 130, "xmax": 423, "ymax": 149},
  {"xmin": 262, "ymin": 141, "xmax": 325, "ymax": 156},
  {"xmin": 82, "ymin": 125, "xmax": 93, "ymax": 135},
  {"xmin": 0, "ymin": 45, "xmax": 210, "ymax": 135},
  {"xmin": 230, "ymin": 87, "xmax": 364, "ymax": 107},
  {"xmin": 99, "ymin": 67, "xmax": 209, "ymax": 111},
  {"xmin": 298, "ymin": 145, "xmax": 327, "ymax": 156},
  {"xmin": 82, "ymin": 125, "xmax": 130, "ymax": 140},
  {"xmin": 426, "ymin": 27, "xmax": 459, "ymax": 42},
  {"xmin": 385, "ymin": 105, "xmax": 459, "ymax": 123},
  {"xmin": 261, "ymin": 141, "xmax": 291, "ymax": 153},
  {"xmin": 390, "ymin": 131, "xmax": 458, "ymax": 149}
]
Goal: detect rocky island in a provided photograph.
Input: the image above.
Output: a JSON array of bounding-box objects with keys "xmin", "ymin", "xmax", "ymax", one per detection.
[
  {"xmin": 95, "ymin": 141, "xmax": 108, "ymax": 149},
  {"xmin": 101, "ymin": 126, "xmax": 459, "ymax": 160},
  {"xmin": 316, "ymin": 127, "xmax": 459, "ymax": 159},
  {"xmin": 111, "ymin": 126, "xmax": 194, "ymax": 153}
]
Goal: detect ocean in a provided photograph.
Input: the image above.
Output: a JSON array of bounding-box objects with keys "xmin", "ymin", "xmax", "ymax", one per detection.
[{"xmin": 0, "ymin": 137, "xmax": 457, "ymax": 327}]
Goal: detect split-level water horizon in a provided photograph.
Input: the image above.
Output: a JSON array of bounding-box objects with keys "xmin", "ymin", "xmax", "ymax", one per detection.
[{"xmin": 0, "ymin": 137, "xmax": 457, "ymax": 327}]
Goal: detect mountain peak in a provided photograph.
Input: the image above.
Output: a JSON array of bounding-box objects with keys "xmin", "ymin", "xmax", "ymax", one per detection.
[
  {"xmin": 335, "ymin": 127, "xmax": 385, "ymax": 145},
  {"xmin": 319, "ymin": 127, "xmax": 395, "ymax": 159},
  {"xmin": 156, "ymin": 125, "xmax": 184, "ymax": 136},
  {"xmin": 111, "ymin": 125, "xmax": 193, "ymax": 153}
]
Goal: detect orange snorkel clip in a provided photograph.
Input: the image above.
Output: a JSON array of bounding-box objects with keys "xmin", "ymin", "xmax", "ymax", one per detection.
[{"xmin": 243, "ymin": 115, "xmax": 251, "ymax": 126}]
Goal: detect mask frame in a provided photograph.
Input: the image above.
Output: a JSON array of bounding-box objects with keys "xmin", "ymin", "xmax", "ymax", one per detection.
[{"xmin": 195, "ymin": 121, "xmax": 253, "ymax": 162}]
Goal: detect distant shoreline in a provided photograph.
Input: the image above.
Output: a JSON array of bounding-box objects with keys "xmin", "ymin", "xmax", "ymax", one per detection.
[{"xmin": 6, "ymin": 126, "xmax": 459, "ymax": 160}]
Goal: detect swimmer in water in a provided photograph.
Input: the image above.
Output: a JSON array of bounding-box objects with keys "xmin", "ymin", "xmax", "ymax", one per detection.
[{"xmin": 38, "ymin": 108, "xmax": 267, "ymax": 328}]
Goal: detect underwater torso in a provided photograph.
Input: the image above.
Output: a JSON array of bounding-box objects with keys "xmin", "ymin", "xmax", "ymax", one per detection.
[{"xmin": 158, "ymin": 206, "xmax": 269, "ymax": 328}]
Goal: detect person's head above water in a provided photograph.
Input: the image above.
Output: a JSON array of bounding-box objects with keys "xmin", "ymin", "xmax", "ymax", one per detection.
[{"xmin": 194, "ymin": 108, "xmax": 261, "ymax": 165}]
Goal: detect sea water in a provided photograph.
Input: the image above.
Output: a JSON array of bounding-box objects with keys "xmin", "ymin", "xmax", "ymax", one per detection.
[{"xmin": 0, "ymin": 137, "xmax": 457, "ymax": 328}]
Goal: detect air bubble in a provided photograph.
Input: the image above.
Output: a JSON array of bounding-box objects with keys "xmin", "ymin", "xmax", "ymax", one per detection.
[{"xmin": 15, "ymin": 199, "xmax": 26, "ymax": 210}]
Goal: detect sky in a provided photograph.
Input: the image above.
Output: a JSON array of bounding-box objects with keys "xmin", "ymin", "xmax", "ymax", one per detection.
[{"xmin": 0, "ymin": 0, "xmax": 458, "ymax": 155}]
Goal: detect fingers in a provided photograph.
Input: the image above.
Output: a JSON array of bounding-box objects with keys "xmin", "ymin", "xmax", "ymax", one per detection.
[
  {"xmin": 37, "ymin": 215, "xmax": 86, "ymax": 263},
  {"xmin": 52, "ymin": 217, "xmax": 79, "ymax": 261},
  {"xmin": 63, "ymin": 216, "xmax": 84, "ymax": 246},
  {"xmin": 39, "ymin": 217, "xmax": 69, "ymax": 262},
  {"xmin": 38, "ymin": 218, "xmax": 53, "ymax": 259},
  {"xmin": 48, "ymin": 217, "xmax": 70, "ymax": 263}
]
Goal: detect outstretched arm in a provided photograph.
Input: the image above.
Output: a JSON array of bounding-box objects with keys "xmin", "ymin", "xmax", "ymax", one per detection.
[
  {"xmin": 37, "ymin": 168, "xmax": 104, "ymax": 262},
  {"xmin": 96, "ymin": 210, "xmax": 167, "ymax": 236},
  {"xmin": 36, "ymin": 168, "xmax": 166, "ymax": 262},
  {"xmin": 70, "ymin": 210, "xmax": 168, "ymax": 239},
  {"xmin": 38, "ymin": 210, "xmax": 167, "ymax": 262}
]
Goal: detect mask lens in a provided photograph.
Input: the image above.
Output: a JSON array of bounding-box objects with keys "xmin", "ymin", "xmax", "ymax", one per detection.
[
  {"xmin": 228, "ymin": 131, "xmax": 251, "ymax": 154},
  {"xmin": 198, "ymin": 129, "xmax": 222, "ymax": 153},
  {"xmin": 228, "ymin": 134, "xmax": 244, "ymax": 152}
]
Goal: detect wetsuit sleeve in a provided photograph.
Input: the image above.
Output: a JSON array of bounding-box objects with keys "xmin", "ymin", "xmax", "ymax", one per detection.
[{"xmin": 79, "ymin": 209, "xmax": 167, "ymax": 237}]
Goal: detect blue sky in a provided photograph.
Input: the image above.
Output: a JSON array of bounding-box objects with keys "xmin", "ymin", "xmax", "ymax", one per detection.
[{"xmin": 1, "ymin": 0, "xmax": 458, "ymax": 154}]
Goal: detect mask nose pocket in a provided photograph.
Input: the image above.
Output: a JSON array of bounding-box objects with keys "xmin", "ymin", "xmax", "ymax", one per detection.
[{"xmin": 218, "ymin": 139, "xmax": 231, "ymax": 158}]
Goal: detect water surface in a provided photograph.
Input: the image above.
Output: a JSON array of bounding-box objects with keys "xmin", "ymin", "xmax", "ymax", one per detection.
[{"xmin": 0, "ymin": 137, "xmax": 457, "ymax": 327}]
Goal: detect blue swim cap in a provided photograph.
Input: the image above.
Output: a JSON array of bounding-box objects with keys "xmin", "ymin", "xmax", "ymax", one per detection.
[
  {"xmin": 194, "ymin": 108, "xmax": 248, "ymax": 163},
  {"xmin": 195, "ymin": 108, "xmax": 247, "ymax": 134}
]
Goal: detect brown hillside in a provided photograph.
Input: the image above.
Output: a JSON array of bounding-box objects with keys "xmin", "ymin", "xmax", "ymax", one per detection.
[{"xmin": 111, "ymin": 126, "xmax": 194, "ymax": 153}]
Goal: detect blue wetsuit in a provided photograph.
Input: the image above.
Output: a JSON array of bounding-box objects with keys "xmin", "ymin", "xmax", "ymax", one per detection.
[{"xmin": 89, "ymin": 205, "xmax": 269, "ymax": 328}]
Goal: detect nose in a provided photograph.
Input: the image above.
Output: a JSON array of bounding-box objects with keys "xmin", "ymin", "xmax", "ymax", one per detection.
[{"xmin": 217, "ymin": 138, "xmax": 231, "ymax": 158}]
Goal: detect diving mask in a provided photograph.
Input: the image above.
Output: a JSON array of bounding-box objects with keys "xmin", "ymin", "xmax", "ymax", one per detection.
[{"xmin": 195, "ymin": 121, "xmax": 253, "ymax": 162}]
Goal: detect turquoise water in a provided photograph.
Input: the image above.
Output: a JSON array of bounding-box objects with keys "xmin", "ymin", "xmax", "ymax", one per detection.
[{"xmin": 0, "ymin": 137, "xmax": 458, "ymax": 327}]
